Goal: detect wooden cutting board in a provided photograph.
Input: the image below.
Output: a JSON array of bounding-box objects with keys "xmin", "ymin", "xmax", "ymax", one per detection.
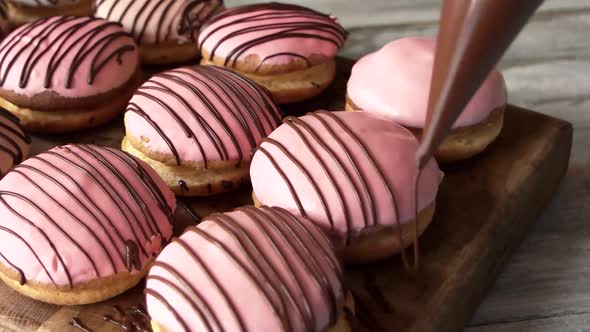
[{"xmin": 0, "ymin": 58, "xmax": 573, "ymax": 332}]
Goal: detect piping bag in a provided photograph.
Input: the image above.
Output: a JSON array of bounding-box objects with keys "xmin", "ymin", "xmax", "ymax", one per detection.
[
  {"xmin": 416, "ymin": 0, "xmax": 545, "ymax": 168},
  {"xmin": 407, "ymin": 0, "xmax": 544, "ymax": 271}
]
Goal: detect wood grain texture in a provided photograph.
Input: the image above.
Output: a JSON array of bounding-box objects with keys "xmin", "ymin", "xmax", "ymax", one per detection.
[
  {"xmin": 226, "ymin": 1, "xmax": 590, "ymax": 330},
  {"xmin": 0, "ymin": 58, "xmax": 572, "ymax": 332}
]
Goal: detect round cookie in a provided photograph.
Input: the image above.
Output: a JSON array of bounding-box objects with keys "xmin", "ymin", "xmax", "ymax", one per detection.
[
  {"xmin": 199, "ymin": 3, "xmax": 347, "ymax": 104},
  {"xmin": 0, "ymin": 107, "xmax": 29, "ymax": 176},
  {"xmin": 146, "ymin": 206, "xmax": 351, "ymax": 332},
  {"xmin": 0, "ymin": 16, "xmax": 141, "ymax": 133},
  {"xmin": 6, "ymin": 0, "xmax": 92, "ymax": 26},
  {"xmin": 250, "ymin": 111, "xmax": 444, "ymax": 264},
  {"xmin": 0, "ymin": 144, "xmax": 176, "ymax": 305},
  {"xmin": 122, "ymin": 65, "xmax": 282, "ymax": 196},
  {"xmin": 94, "ymin": 0, "xmax": 223, "ymax": 65},
  {"xmin": 346, "ymin": 37, "xmax": 507, "ymax": 163}
]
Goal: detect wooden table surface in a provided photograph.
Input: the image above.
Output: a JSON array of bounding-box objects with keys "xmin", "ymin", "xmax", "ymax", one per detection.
[{"xmin": 227, "ymin": 1, "xmax": 590, "ymax": 331}]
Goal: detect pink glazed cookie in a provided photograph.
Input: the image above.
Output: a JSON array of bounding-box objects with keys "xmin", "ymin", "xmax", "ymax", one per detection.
[
  {"xmin": 6, "ymin": 0, "xmax": 92, "ymax": 26},
  {"xmin": 0, "ymin": 16, "xmax": 141, "ymax": 133},
  {"xmin": 0, "ymin": 144, "xmax": 176, "ymax": 305},
  {"xmin": 199, "ymin": 2, "xmax": 347, "ymax": 104},
  {"xmin": 94, "ymin": 0, "xmax": 224, "ymax": 65},
  {"xmin": 146, "ymin": 206, "xmax": 352, "ymax": 332},
  {"xmin": 346, "ymin": 37, "xmax": 507, "ymax": 163},
  {"xmin": 122, "ymin": 65, "xmax": 282, "ymax": 196},
  {"xmin": 250, "ymin": 111, "xmax": 444, "ymax": 264}
]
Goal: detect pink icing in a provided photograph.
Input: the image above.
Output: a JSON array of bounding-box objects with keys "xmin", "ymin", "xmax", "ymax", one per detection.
[
  {"xmin": 0, "ymin": 110, "xmax": 29, "ymax": 175},
  {"xmin": 125, "ymin": 66, "xmax": 281, "ymax": 164},
  {"xmin": 94, "ymin": 0, "xmax": 223, "ymax": 45},
  {"xmin": 250, "ymin": 111, "xmax": 443, "ymax": 247},
  {"xmin": 347, "ymin": 37, "xmax": 507, "ymax": 129},
  {"xmin": 198, "ymin": 3, "xmax": 346, "ymax": 68},
  {"xmin": 0, "ymin": 145, "xmax": 175, "ymax": 286},
  {"xmin": 0, "ymin": 16, "xmax": 138, "ymax": 99},
  {"xmin": 146, "ymin": 206, "xmax": 343, "ymax": 332}
]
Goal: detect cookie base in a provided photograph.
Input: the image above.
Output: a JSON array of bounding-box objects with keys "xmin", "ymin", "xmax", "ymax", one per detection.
[
  {"xmin": 253, "ymin": 192, "xmax": 436, "ymax": 264},
  {"xmin": 0, "ymin": 70, "xmax": 142, "ymax": 134},
  {"xmin": 122, "ymin": 136, "xmax": 250, "ymax": 196},
  {"xmin": 0, "ymin": 258, "xmax": 153, "ymax": 305},
  {"xmin": 7, "ymin": 0, "xmax": 92, "ymax": 26},
  {"xmin": 139, "ymin": 42, "xmax": 200, "ymax": 65},
  {"xmin": 201, "ymin": 58, "xmax": 336, "ymax": 104},
  {"xmin": 346, "ymin": 99, "xmax": 505, "ymax": 163}
]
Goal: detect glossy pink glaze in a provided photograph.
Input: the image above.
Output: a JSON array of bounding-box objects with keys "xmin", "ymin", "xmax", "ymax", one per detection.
[
  {"xmin": 124, "ymin": 66, "xmax": 281, "ymax": 164},
  {"xmin": 146, "ymin": 206, "xmax": 343, "ymax": 332},
  {"xmin": 250, "ymin": 111, "xmax": 443, "ymax": 247},
  {"xmin": 347, "ymin": 37, "xmax": 507, "ymax": 129},
  {"xmin": 0, "ymin": 16, "xmax": 138, "ymax": 99},
  {"xmin": 0, "ymin": 145, "xmax": 175, "ymax": 286},
  {"xmin": 199, "ymin": 3, "xmax": 346, "ymax": 68},
  {"xmin": 94, "ymin": 0, "xmax": 222, "ymax": 45},
  {"xmin": 0, "ymin": 110, "xmax": 29, "ymax": 175}
]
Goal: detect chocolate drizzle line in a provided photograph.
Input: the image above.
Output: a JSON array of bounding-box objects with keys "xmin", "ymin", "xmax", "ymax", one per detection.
[
  {"xmin": 102, "ymin": 304, "xmax": 151, "ymax": 332},
  {"xmin": 95, "ymin": 0, "xmax": 223, "ymax": 45},
  {"xmin": 177, "ymin": 200, "xmax": 202, "ymax": 224},
  {"xmin": 0, "ymin": 107, "xmax": 30, "ymax": 176},
  {"xmin": 68, "ymin": 318, "xmax": 93, "ymax": 332},
  {"xmin": 0, "ymin": 145, "xmax": 174, "ymax": 288},
  {"xmin": 0, "ymin": 16, "xmax": 136, "ymax": 90},
  {"xmin": 146, "ymin": 206, "xmax": 343, "ymax": 331},
  {"xmin": 125, "ymin": 240, "xmax": 141, "ymax": 272},
  {"xmin": 178, "ymin": 179, "xmax": 189, "ymax": 193},
  {"xmin": 253, "ymin": 111, "xmax": 420, "ymax": 269},
  {"xmin": 126, "ymin": 65, "xmax": 281, "ymax": 167},
  {"xmin": 199, "ymin": 2, "xmax": 347, "ymax": 70}
]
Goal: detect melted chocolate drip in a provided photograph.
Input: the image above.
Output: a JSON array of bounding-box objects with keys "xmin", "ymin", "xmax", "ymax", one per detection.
[
  {"xmin": 0, "ymin": 16, "xmax": 136, "ymax": 90},
  {"xmin": 68, "ymin": 318, "xmax": 93, "ymax": 332},
  {"xmin": 253, "ymin": 111, "xmax": 419, "ymax": 269},
  {"xmin": 95, "ymin": 0, "xmax": 223, "ymax": 45},
  {"xmin": 0, "ymin": 145, "xmax": 174, "ymax": 288},
  {"xmin": 178, "ymin": 180, "xmax": 189, "ymax": 193},
  {"xmin": 0, "ymin": 107, "xmax": 31, "ymax": 173},
  {"xmin": 126, "ymin": 65, "xmax": 281, "ymax": 167},
  {"xmin": 145, "ymin": 206, "xmax": 343, "ymax": 331},
  {"xmin": 125, "ymin": 240, "xmax": 141, "ymax": 272},
  {"xmin": 177, "ymin": 200, "xmax": 202, "ymax": 224},
  {"xmin": 102, "ymin": 304, "xmax": 151, "ymax": 332},
  {"xmin": 199, "ymin": 3, "xmax": 347, "ymax": 70}
]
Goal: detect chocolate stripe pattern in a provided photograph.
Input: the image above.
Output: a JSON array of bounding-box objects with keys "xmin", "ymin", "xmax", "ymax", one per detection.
[
  {"xmin": 125, "ymin": 65, "xmax": 281, "ymax": 167},
  {"xmin": 254, "ymin": 111, "xmax": 402, "ymax": 242},
  {"xmin": 250, "ymin": 111, "xmax": 442, "ymax": 269},
  {"xmin": 94, "ymin": 0, "xmax": 223, "ymax": 45},
  {"xmin": 0, "ymin": 145, "xmax": 174, "ymax": 288},
  {"xmin": 146, "ymin": 206, "xmax": 343, "ymax": 332},
  {"xmin": 0, "ymin": 107, "xmax": 30, "ymax": 176},
  {"xmin": 0, "ymin": 16, "xmax": 136, "ymax": 90},
  {"xmin": 199, "ymin": 3, "xmax": 347, "ymax": 69}
]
